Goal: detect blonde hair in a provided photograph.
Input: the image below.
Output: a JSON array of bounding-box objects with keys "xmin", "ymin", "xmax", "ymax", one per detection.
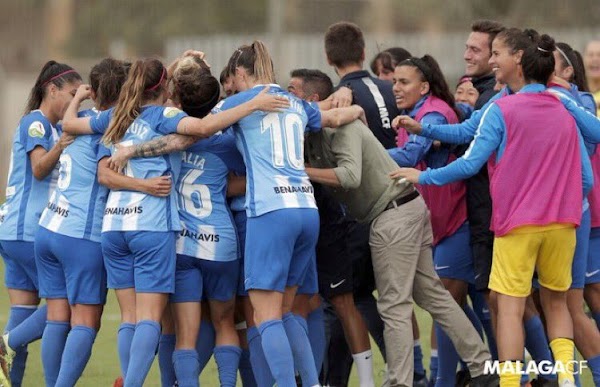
[
  {"xmin": 226, "ymin": 40, "xmax": 276, "ymax": 84},
  {"xmin": 102, "ymin": 58, "xmax": 165, "ymax": 145}
]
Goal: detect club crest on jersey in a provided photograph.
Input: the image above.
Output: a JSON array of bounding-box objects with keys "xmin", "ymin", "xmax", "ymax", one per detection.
[
  {"xmin": 163, "ymin": 107, "xmax": 182, "ymax": 118},
  {"xmin": 28, "ymin": 121, "xmax": 45, "ymax": 138}
]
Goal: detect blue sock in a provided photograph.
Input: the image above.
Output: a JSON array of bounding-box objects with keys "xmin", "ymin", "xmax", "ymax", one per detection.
[
  {"xmin": 173, "ymin": 349, "xmax": 200, "ymax": 387},
  {"xmin": 434, "ymin": 323, "xmax": 460, "ymax": 387},
  {"xmin": 247, "ymin": 326, "xmax": 274, "ymax": 386},
  {"xmin": 587, "ymin": 354, "xmax": 600, "ymax": 387},
  {"xmin": 41, "ymin": 320, "xmax": 70, "ymax": 387},
  {"xmin": 196, "ymin": 319, "xmax": 215, "ymax": 371},
  {"xmin": 5, "ymin": 306, "xmax": 36, "ymax": 387},
  {"xmin": 7, "ymin": 304, "xmax": 47, "ymax": 348},
  {"xmin": 239, "ymin": 348, "xmax": 257, "ymax": 387},
  {"xmin": 306, "ymin": 305, "xmax": 325, "ymax": 374},
  {"xmin": 282, "ymin": 313, "xmax": 319, "ymax": 386},
  {"xmin": 258, "ymin": 319, "xmax": 295, "ymax": 387},
  {"xmin": 429, "ymin": 350, "xmax": 438, "ymax": 387},
  {"xmin": 117, "ymin": 323, "xmax": 135, "ymax": 377},
  {"xmin": 54, "ymin": 325, "xmax": 96, "ymax": 387},
  {"xmin": 158, "ymin": 334, "xmax": 176, "ymax": 387},
  {"xmin": 594, "ymin": 312, "xmax": 600, "ymax": 331},
  {"xmin": 463, "ymin": 304, "xmax": 484, "ymax": 339},
  {"xmin": 414, "ymin": 340, "xmax": 425, "ymax": 377},
  {"xmin": 481, "ymin": 319, "xmax": 498, "ymax": 360},
  {"xmin": 124, "ymin": 320, "xmax": 161, "ymax": 387},
  {"xmin": 214, "ymin": 345, "xmax": 242, "ymax": 387},
  {"xmin": 523, "ymin": 316, "xmax": 556, "ymax": 380}
]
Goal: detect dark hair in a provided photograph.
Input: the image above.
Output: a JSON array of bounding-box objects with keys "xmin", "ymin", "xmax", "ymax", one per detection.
[
  {"xmin": 495, "ymin": 28, "xmax": 539, "ymax": 54},
  {"xmin": 398, "ymin": 55, "xmax": 460, "ymax": 118},
  {"xmin": 324, "ymin": 21, "xmax": 365, "ymax": 68},
  {"xmin": 102, "ymin": 58, "xmax": 166, "ymax": 145},
  {"xmin": 25, "ymin": 60, "xmax": 82, "ymax": 114},
  {"xmin": 290, "ymin": 69, "xmax": 334, "ymax": 101},
  {"xmin": 89, "ymin": 58, "xmax": 130, "ymax": 111},
  {"xmin": 219, "ymin": 66, "xmax": 230, "ymax": 86},
  {"xmin": 172, "ymin": 56, "xmax": 220, "ymax": 118},
  {"xmin": 556, "ymin": 42, "xmax": 589, "ymax": 92},
  {"xmin": 226, "ymin": 40, "xmax": 275, "ymax": 84},
  {"xmin": 521, "ymin": 34, "xmax": 556, "ymax": 84},
  {"xmin": 456, "ymin": 75, "xmax": 473, "ymax": 87},
  {"xmin": 471, "ymin": 20, "xmax": 506, "ymax": 51},
  {"xmin": 370, "ymin": 47, "xmax": 412, "ymax": 75}
]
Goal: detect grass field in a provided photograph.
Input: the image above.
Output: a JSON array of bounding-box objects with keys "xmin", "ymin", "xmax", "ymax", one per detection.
[{"xmin": 0, "ymin": 267, "xmax": 594, "ymax": 386}]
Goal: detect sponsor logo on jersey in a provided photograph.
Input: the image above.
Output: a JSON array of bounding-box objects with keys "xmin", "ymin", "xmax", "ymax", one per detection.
[{"xmin": 28, "ymin": 121, "xmax": 45, "ymax": 138}]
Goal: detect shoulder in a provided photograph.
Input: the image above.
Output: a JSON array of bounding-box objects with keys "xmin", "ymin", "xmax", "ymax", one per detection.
[
  {"xmin": 213, "ymin": 89, "xmax": 258, "ymax": 113},
  {"xmin": 21, "ymin": 111, "xmax": 51, "ymax": 138}
]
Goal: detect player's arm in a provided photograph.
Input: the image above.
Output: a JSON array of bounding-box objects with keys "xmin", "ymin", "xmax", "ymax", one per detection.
[
  {"xmin": 388, "ymin": 113, "xmax": 446, "ymax": 167},
  {"xmin": 305, "ymin": 167, "xmax": 341, "ymax": 187},
  {"xmin": 317, "ymin": 86, "xmax": 353, "ymax": 110},
  {"xmin": 29, "ymin": 133, "xmax": 74, "ymax": 180},
  {"xmin": 62, "ymin": 84, "xmax": 96, "ymax": 135},
  {"xmin": 320, "ymin": 105, "xmax": 366, "ymax": 128},
  {"xmin": 227, "ymin": 173, "xmax": 246, "ymax": 197},
  {"xmin": 553, "ymin": 90, "xmax": 600, "ymax": 144},
  {"xmin": 97, "ymin": 157, "xmax": 171, "ymax": 197}
]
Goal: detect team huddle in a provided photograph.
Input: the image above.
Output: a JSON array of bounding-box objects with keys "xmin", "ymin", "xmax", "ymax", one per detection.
[{"xmin": 0, "ymin": 18, "xmax": 600, "ymax": 387}]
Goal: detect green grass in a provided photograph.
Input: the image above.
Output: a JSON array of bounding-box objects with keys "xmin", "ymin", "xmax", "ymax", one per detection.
[{"xmin": 0, "ymin": 272, "xmax": 593, "ymax": 385}]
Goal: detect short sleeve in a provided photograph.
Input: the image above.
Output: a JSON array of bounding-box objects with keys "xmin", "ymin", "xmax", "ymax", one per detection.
[
  {"xmin": 23, "ymin": 115, "xmax": 53, "ymax": 153},
  {"xmin": 302, "ymin": 100, "xmax": 322, "ymax": 132},
  {"xmin": 89, "ymin": 109, "xmax": 112, "ymax": 134},
  {"xmin": 156, "ymin": 107, "xmax": 188, "ymax": 135},
  {"xmin": 96, "ymin": 143, "xmax": 112, "ymax": 162}
]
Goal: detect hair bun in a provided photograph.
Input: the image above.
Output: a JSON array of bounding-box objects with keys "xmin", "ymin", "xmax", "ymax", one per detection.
[
  {"xmin": 537, "ymin": 34, "xmax": 556, "ymax": 56},
  {"xmin": 523, "ymin": 28, "xmax": 540, "ymax": 44}
]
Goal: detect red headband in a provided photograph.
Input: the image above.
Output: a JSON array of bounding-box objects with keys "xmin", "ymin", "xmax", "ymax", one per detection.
[
  {"xmin": 42, "ymin": 69, "xmax": 77, "ymax": 87},
  {"xmin": 146, "ymin": 67, "xmax": 166, "ymax": 92}
]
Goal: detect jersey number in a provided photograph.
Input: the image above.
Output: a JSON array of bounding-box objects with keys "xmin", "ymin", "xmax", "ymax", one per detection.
[
  {"xmin": 261, "ymin": 113, "xmax": 304, "ymax": 170},
  {"xmin": 179, "ymin": 169, "xmax": 212, "ymax": 218}
]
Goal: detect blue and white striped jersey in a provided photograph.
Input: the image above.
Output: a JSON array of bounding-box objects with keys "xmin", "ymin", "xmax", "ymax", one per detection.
[
  {"xmin": 176, "ymin": 130, "xmax": 245, "ymax": 261},
  {"xmin": 90, "ymin": 106, "xmax": 187, "ymax": 232},
  {"xmin": 0, "ymin": 110, "xmax": 60, "ymax": 241},
  {"xmin": 212, "ymin": 85, "xmax": 321, "ymax": 217},
  {"xmin": 39, "ymin": 109, "xmax": 108, "ymax": 242}
]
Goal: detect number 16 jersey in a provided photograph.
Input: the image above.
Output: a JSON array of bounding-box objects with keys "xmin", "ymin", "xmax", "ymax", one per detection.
[{"xmin": 212, "ymin": 84, "xmax": 321, "ymax": 217}]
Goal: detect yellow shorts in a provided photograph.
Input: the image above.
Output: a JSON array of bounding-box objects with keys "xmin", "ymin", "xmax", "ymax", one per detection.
[{"xmin": 489, "ymin": 223, "xmax": 575, "ymax": 297}]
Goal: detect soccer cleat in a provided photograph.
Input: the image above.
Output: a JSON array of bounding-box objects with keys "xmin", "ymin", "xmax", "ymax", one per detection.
[
  {"xmin": 0, "ymin": 334, "xmax": 14, "ymax": 387},
  {"xmin": 413, "ymin": 371, "xmax": 428, "ymax": 387},
  {"xmin": 469, "ymin": 373, "xmax": 499, "ymax": 387},
  {"xmin": 530, "ymin": 377, "xmax": 558, "ymax": 387}
]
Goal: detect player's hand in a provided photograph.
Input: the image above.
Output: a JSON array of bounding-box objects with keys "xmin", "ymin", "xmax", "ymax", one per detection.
[
  {"xmin": 331, "ymin": 87, "xmax": 353, "ymax": 108},
  {"xmin": 548, "ymin": 75, "xmax": 570, "ymax": 90},
  {"xmin": 393, "ymin": 115, "xmax": 422, "ymax": 134},
  {"xmin": 389, "ymin": 167, "xmax": 421, "ymax": 184},
  {"xmin": 107, "ymin": 144, "xmax": 134, "ymax": 172},
  {"xmin": 142, "ymin": 176, "xmax": 172, "ymax": 197},
  {"xmin": 74, "ymin": 84, "xmax": 92, "ymax": 102},
  {"xmin": 57, "ymin": 133, "xmax": 75, "ymax": 151},
  {"xmin": 250, "ymin": 86, "xmax": 289, "ymax": 112},
  {"xmin": 182, "ymin": 50, "xmax": 210, "ymax": 68}
]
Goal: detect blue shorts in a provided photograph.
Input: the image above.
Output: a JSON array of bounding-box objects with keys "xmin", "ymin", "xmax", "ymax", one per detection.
[
  {"xmin": 298, "ymin": 253, "xmax": 318, "ymax": 295},
  {"xmin": 102, "ymin": 231, "xmax": 176, "ymax": 293},
  {"xmin": 571, "ymin": 209, "xmax": 591, "ymax": 289},
  {"xmin": 233, "ymin": 210, "xmax": 248, "ymax": 296},
  {"xmin": 433, "ymin": 222, "xmax": 475, "ymax": 284},
  {"xmin": 0, "ymin": 240, "xmax": 38, "ymax": 291},
  {"xmin": 245, "ymin": 208, "xmax": 319, "ymax": 292},
  {"xmin": 172, "ymin": 254, "xmax": 240, "ymax": 303},
  {"xmin": 35, "ymin": 227, "xmax": 107, "ymax": 305},
  {"xmin": 587, "ymin": 227, "xmax": 600, "ymax": 285}
]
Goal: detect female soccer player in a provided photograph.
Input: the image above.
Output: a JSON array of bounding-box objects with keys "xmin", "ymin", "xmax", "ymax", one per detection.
[
  {"xmin": 392, "ymin": 34, "xmax": 584, "ymax": 387},
  {"xmin": 0, "ymin": 61, "xmax": 80, "ymax": 387},
  {"xmin": 369, "ymin": 47, "xmax": 412, "ymax": 81},
  {"xmin": 389, "ymin": 54, "xmax": 480, "ymax": 386},
  {"xmin": 61, "ymin": 57, "xmax": 288, "ymax": 387}
]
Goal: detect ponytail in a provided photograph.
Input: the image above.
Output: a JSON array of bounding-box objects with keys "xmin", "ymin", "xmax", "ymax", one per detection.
[
  {"xmin": 102, "ymin": 58, "xmax": 165, "ymax": 145},
  {"xmin": 521, "ymin": 34, "xmax": 556, "ymax": 84},
  {"xmin": 226, "ymin": 40, "xmax": 276, "ymax": 84},
  {"xmin": 25, "ymin": 60, "xmax": 82, "ymax": 114}
]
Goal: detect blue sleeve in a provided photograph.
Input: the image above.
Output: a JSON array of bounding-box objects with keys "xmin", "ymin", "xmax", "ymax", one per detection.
[
  {"xmin": 553, "ymin": 90, "xmax": 600, "ymax": 144},
  {"xmin": 302, "ymin": 100, "xmax": 322, "ymax": 132},
  {"xmin": 96, "ymin": 143, "xmax": 112, "ymax": 162},
  {"xmin": 419, "ymin": 104, "xmax": 504, "ymax": 186},
  {"xmin": 218, "ymin": 131, "xmax": 245, "ymax": 173},
  {"xmin": 387, "ymin": 112, "xmax": 446, "ymax": 167},
  {"xmin": 156, "ymin": 107, "xmax": 188, "ymax": 135},
  {"xmin": 456, "ymin": 103, "xmax": 474, "ymax": 121},
  {"xmin": 23, "ymin": 115, "xmax": 53, "ymax": 153},
  {"xmin": 580, "ymin": 92, "xmax": 597, "ymax": 116},
  {"xmin": 420, "ymin": 91, "xmax": 503, "ymax": 144},
  {"xmin": 89, "ymin": 109, "xmax": 112, "ymax": 134},
  {"xmin": 578, "ymin": 133, "xmax": 594, "ymax": 198}
]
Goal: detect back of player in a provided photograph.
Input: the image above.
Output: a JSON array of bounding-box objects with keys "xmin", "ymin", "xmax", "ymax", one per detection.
[{"xmin": 217, "ymin": 41, "xmax": 321, "ymax": 387}]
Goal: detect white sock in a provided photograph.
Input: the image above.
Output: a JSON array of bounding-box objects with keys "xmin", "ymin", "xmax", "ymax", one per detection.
[{"xmin": 352, "ymin": 349, "xmax": 375, "ymax": 387}]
